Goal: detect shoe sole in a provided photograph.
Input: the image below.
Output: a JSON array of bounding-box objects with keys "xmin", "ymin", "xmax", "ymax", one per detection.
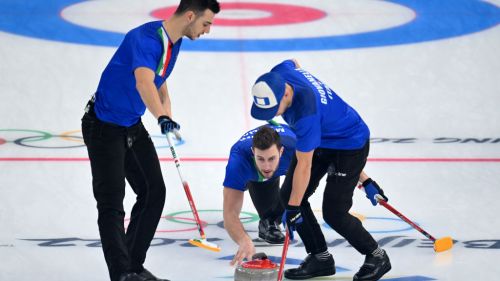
[
  {"xmin": 375, "ymin": 263, "xmax": 392, "ymax": 280},
  {"xmin": 353, "ymin": 263, "xmax": 391, "ymax": 281},
  {"xmin": 284, "ymin": 268, "xmax": 336, "ymax": 280}
]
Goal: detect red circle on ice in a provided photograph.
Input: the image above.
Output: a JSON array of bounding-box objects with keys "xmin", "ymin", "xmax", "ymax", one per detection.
[
  {"xmin": 0, "ymin": 138, "xmax": 6, "ymax": 145},
  {"xmin": 150, "ymin": 2, "xmax": 327, "ymax": 26}
]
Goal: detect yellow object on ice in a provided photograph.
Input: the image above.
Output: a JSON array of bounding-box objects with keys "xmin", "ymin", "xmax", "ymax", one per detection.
[
  {"xmin": 434, "ymin": 236, "xmax": 453, "ymax": 252},
  {"xmin": 189, "ymin": 238, "xmax": 221, "ymax": 252}
]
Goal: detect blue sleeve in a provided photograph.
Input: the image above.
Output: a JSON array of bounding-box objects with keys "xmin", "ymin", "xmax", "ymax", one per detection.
[
  {"xmin": 271, "ymin": 59, "xmax": 296, "ymax": 73},
  {"xmin": 222, "ymin": 153, "xmax": 248, "ymax": 191},
  {"xmin": 130, "ymin": 36, "xmax": 160, "ymax": 73},
  {"xmin": 294, "ymin": 114, "xmax": 321, "ymax": 152}
]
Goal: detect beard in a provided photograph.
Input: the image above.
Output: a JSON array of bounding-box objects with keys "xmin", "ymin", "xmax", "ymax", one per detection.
[
  {"xmin": 184, "ymin": 23, "xmax": 199, "ymax": 40},
  {"xmin": 259, "ymin": 169, "xmax": 275, "ymax": 179}
]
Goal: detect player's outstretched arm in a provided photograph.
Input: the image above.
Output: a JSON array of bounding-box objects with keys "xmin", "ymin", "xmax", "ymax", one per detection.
[{"xmin": 223, "ymin": 187, "xmax": 255, "ymax": 265}]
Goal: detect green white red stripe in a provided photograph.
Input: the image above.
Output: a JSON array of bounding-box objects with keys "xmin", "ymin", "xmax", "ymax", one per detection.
[{"xmin": 156, "ymin": 26, "xmax": 173, "ymax": 78}]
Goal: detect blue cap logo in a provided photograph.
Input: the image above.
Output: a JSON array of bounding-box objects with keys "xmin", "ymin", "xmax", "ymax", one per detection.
[{"xmin": 251, "ymin": 72, "xmax": 285, "ymax": 120}]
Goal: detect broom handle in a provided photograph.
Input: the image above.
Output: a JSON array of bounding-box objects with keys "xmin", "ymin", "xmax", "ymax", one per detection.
[
  {"xmin": 277, "ymin": 228, "xmax": 290, "ymax": 281},
  {"xmin": 378, "ymin": 199, "xmax": 436, "ymax": 241},
  {"xmin": 357, "ymin": 185, "xmax": 436, "ymax": 241},
  {"xmin": 166, "ymin": 133, "xmax": 206, "ymax": 238}
]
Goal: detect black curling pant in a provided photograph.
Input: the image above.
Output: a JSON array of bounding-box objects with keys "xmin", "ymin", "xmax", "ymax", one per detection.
[
  {"xmin": 280, "ymin": 142, "xmax": 378, "ymax": 255},
  {"xmin": 82, "ymin": 107, "xmax": 166, "ymax": 281},
  {"xmin": 247, "ymin": 177, "xmax": 284, "ymax": 222}
]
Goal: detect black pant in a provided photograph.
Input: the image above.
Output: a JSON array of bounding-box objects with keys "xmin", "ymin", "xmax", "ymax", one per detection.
[
  {"xmin": 247, "ymin": 177, "xmax": 284, "ymax": 222},
  {"xmin": 82, "ymin": 106, "xmax": 166, "ymax": 281},
  {"xmin": 280, "ymin": 142, "xmax": 378, "ymax": 255}
]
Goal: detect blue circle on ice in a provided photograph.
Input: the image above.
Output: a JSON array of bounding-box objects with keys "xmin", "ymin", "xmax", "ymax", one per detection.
[{"xmin": 0, "ymin": 0, "xmax": 499, "ymax": 51}]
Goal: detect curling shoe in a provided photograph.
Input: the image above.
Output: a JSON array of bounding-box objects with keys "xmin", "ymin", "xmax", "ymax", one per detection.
[
  {"xmin": 284, "ymin": 253, "xmax": 335, "ymax": 280},
  {"xmin": 258, "ymin": 218, "xmax": 285, "ymax": 244},
  {"xmin": 353, "ymin": 249, "xmax": 391, "ymax": 281},
  {"xmin": 118, "ymin": 273, "xmax": 143, "ymax": 281},
  {"xmin": 138, "ymin": 268, "xmax": 170, "ymax": 281}
]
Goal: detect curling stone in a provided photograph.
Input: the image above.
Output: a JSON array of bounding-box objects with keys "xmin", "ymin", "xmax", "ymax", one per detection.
[{"xmin": 234, "ymin": 252, "xmax": 278, "ymax": 281}]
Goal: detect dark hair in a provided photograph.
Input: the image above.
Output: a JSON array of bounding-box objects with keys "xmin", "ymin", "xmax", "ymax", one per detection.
[
  {"xmin": 174, "ymin": 0, "xmax": 221, "ymax": 15},
  {"xmin": 252, "ymin": 126, "xmax": 282, "ymax": 151}
]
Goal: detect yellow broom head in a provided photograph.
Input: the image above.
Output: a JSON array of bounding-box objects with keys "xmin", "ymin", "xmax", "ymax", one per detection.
[
  {"xmin": 433, "ymin": 236, "xmax": 453, "ymax": 252},
  {"xmin": 189, "ymin": 238, "xmax": 221, "ymax": 252}
]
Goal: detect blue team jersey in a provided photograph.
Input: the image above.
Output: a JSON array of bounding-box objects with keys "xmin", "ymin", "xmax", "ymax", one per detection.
[
  {"xmin": 94, "ymin": 21, "xmax": 182, "ymax": 127},
  {"xmin": 271, "ymin": 60, "xmax": 369, "ymax": 152},
  {"xmin": 223, "ymin": 124, "xmax": 296, "ymax": 191}
]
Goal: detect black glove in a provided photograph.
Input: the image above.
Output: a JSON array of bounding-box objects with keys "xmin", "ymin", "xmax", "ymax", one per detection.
[
  {"xmin": 362, "ymin": 178, "xmax": 388, "ymax": 206},
  {"xmin": 158, "ymin": 115, "xmax": 180, "ymax": 135},
  {"xmin": 281, "ymin": 205, "xmax": 303, "ymax": 241}
]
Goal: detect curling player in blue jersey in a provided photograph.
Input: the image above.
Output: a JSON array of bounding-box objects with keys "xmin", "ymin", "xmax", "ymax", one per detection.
[
  {"xmin": 81, "ymin": 1, "xmax": 220, "ymax": 280},
  {"xmin": 250, "ymin": 59, "xmax": 391, "ymax": 281},
  {"xmin": 223, "ymin": 123, "xmax": 296, "ymax": 265}
]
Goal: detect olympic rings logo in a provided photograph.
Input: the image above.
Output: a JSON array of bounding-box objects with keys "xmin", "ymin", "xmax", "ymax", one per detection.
[
  {"xmin": 125, "ymin": 210, "xmax": 260, "ymax": 234},
  {"xmin": 0, "ymin": 129, "xmax": 183, "ymax": 149},
  {"xmin": 0, "ymin": 129, "xmax": 83, "ymax": 149},
  {"xmin": 123, "ymin": 209, "xmax": 414, "ymax": 235}
]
